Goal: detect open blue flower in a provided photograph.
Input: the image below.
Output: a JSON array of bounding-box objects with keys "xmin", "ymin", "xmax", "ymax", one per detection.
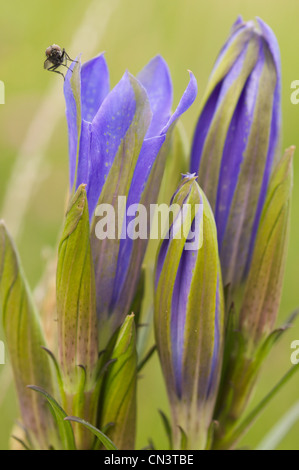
[{"xmin": 64, "ymin": 54, "xmax": 197, "ymax": 344}]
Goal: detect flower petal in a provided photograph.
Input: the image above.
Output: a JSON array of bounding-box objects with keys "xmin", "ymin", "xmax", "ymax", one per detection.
[
  {"xmin": 162, "ymin": 71, "xmax": 198, "ymax": 134},
  {"xmin": 64, "ymin": 58, "xmax": 81, "ymax": 189},
  {"xmin": 81, "ymin": 53, "xmax": 110, "ymax": 122},
  {"xmin": 86, "ymin": 72, "xmax": 142, "ymax": 216},
  {"xmin": 90, "ymin": 74, "xmax": 152, "ymax": 346},
  {"xmin": 109, "ymin": 72, "xmax": 197, "ymax": 325},
  {"xmin": 220, "ymin": 37, "xmax": 279, "ymax": 286},
  {"xmin": 137, "ymin": 55, "xmax": 173, "ymax": 138},
  {"xmin": 111, "ymin": 135, "xmax": 166, "ymax": 306},
  {"xmin": 76, "ymin": 119, "xmax": 91, "ymax": 188}
]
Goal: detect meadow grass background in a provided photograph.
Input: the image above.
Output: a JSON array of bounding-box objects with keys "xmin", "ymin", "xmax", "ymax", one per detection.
[{"xmin": 0, "ymin": 0, "xmax": 299, "ymax": 450}]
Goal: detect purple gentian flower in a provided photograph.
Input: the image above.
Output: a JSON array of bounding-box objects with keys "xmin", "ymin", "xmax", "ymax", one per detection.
[
  {"xmin": 154, "ymin": 175, "xmax": 224, "ymax": 450},
  {"xmin": 64, "ymin": 54, "xmax": 197, "ymax": 345},
  {"xmin": 190, "ymin": 17, "xmax": 281, "ymax": 292}
]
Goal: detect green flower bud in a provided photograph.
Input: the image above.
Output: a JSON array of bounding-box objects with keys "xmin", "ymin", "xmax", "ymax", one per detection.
[
  {"xmin": 0, "ymin": 222, "xmax": 55, "ymax": 449},
  {"xmin": 56, "ymin": 184, "xmax": 99, "ymax": 449},
  {"xmin": 154, "ymin": 175, "xmax": 224, "ymax": 449}
]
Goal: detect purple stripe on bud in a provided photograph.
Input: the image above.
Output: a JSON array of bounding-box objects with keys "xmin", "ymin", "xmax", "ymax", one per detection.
[{"xmin": 190, "ymin": 17, "xmax": 281, "ymax": 291}]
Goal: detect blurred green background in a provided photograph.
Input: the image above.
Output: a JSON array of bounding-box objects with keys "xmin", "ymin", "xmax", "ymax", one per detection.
[{"xmin": 0, "ymin": 0, "xmax": 299, "ymax": 450}]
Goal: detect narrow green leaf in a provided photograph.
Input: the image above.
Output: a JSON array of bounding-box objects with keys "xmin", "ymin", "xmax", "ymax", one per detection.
[
  {"xmin": 215, "ymin": 302, "xmax": 236, "ymax": 415},
  {"xmin": 158, "ymin": 410, "xmax": 173, "ymax": 450},
  {"xmin": 136, "ymin": 302, "xmax": 154, "ymax": 360},
  {"xmin": 41, "ymin": 347, "xmax": 65, "ymax": 402},
  {"xmin": 146, "ymin": 439, "xmax": 155, "ymax": 450},
  {"xmin": 92, "ymin": 422, "xmax": 115, "ymax": 450},
  {"xmin": 65, "ymin": 416, "xmax": 118, "ymax": 450},
  {"xmin": 256, "ymin": 400, "xmax": 299, "ymax": 450},
  {"xmin": 99, "ymin": 314, "xmax": 138, "ymax": 450},
  {"xmin": 137, "ymin": 345, "xmax": 156, "ymax": 373},
  {"xmin": 281, "ymin": 308, "xmax": 299, "ymax": 330},
  {"xmin": 11, "ymin": 436, "xmax": 31, "ymax": 451},
  {"xmin": 215, "ymin": 364, "xmax": 299, "ymax": 449},
  {"xmin": 28, "ymin": 385, "xmax": 76, "ymax": 450},
  {"xmin": 205, "ymin": 421, "xmax": 218, "ymax": 450},
  {"xmin": 14, "ymin": 420, "xmax": 34, "ymax": 450},
  {"xmin": 178, "ymin": 426, "xmax": 188, "ymax": 451}
]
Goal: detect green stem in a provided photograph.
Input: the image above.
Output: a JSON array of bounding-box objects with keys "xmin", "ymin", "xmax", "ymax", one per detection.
[{"xmin": 214, "ymin": 364, "xmax": 299, "ymax": 450}]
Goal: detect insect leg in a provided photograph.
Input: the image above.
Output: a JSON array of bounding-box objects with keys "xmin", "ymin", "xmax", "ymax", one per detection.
[
  {"xmin": 47, "ymin": 65, "xmax": 65, "ymax": 80},
  {"xmin": 64, "ymin": 51, "xmax": 78, "ymax": 63},
  {"xmin": 61, "ymin": 63, "xmax": 73, "ymax": 72}
]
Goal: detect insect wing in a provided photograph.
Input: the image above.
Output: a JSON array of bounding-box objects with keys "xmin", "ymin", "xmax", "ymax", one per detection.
[{"xmin": 44, "ymin": 58, "xmax": 54, "ymax": 70}]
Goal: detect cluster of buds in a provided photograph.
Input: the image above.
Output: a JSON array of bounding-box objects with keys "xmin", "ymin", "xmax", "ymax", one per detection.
[
  {"xmin": 0, "ymin": 15, "xmax": 296, "ymax": 451},
  {"xmin": 0, "ymin": 53, "xmax": 197, "ymax": 450},
  {"xmin": 154, "ymin": 16, "xmax": 295, "ymax": 450}
]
